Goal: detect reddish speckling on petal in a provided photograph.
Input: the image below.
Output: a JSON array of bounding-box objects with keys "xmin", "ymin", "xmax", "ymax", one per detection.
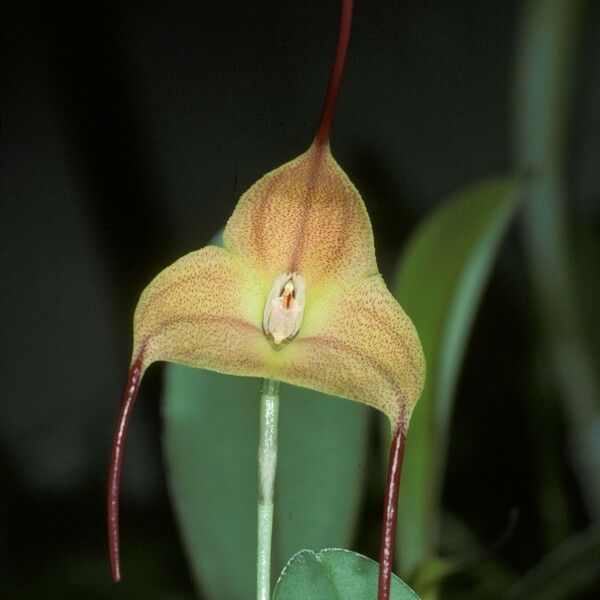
[{"xmin": 223, "ymin": 147, "xmax": 377, "ymax": 286}]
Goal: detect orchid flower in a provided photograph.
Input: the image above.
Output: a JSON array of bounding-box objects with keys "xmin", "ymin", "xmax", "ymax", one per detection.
[{"xmin": 108, "ymin": 1, "xmax": 425, "ymax": 598}]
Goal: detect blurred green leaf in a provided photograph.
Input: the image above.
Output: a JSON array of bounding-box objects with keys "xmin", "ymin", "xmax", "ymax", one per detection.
[
  {"xmin": 272, "ymin": 548, "xmax": 420, "ymax": 600},
  {"xmin": 505, "ymin": 524, "xmax": 600, "ymax": 599},
  {"xmin": 163, "ymin": 369, "xmax": 369, "ymax": 600},
  {"xmin": 438, "ymin": 513, "xmax": 517, "ymax": 599},
  {"xmin": 409, "ymin": 557, "xmax": 455, "ymax": 598},
  {"xmin": 390, "ymin": 178, "xmax": 520, "ymax": 582},
  {"xmin": 514, "ymin": 0, "xmax": 600, "ymax": 517},
  {"xmin": 409, "ymin": 511, "xmax": 520, "ymax": 598}
]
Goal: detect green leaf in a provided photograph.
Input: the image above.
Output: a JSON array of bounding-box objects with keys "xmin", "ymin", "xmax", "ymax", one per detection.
[
  {"xmin": 163, "ymin": 369, "xmax": 369, "ymax": 600},
  {"xmin": 514, "ymin": 0, "xmax": 600, "ymax": 519},
  {"xmin": 505, "ymin": 524, "xmax": 600, "ymax": 600},
  {"xmin": 391, "ymin": 177, "xmax": 520, "ymax": 579},
  {"xmin": 272, "ymin": 548, "xmax": 420, "ymax": 600}
]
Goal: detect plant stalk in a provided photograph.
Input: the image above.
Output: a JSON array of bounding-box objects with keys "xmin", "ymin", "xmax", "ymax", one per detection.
[{"xmin": 257, "ymin": 379, "xmax": 280, "ymax": 600}]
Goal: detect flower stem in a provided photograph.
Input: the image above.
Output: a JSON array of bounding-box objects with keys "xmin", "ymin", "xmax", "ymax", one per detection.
[{"xmin": 257, "ymin": 379, "xmax": 280, "ymax": 600}]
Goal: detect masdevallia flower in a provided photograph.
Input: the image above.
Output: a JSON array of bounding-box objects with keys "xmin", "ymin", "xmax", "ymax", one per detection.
[
  {"xmin": 108, "ymin": 140, "xmax": 425, "ymax": 586},
  {"xmin": 108, "ymin": 2, "xmax": 425, "ymax": 598},
  {"xmin": 131, "ymin": 143, "xmax": 425, "ymax": 418}
]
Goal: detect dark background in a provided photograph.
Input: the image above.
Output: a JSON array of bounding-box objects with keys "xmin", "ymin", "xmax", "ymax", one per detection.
[{"xmin": 2, "ymin": 1, "xmax": 599, "ymax": 598}]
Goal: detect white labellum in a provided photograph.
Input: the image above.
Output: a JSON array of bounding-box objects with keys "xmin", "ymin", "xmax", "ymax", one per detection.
[{"xmin": 263, "ymin": 272, "xmax": 306, "ymax": 345}]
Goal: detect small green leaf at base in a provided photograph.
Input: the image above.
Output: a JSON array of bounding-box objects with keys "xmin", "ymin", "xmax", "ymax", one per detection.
[{"xmin": 272, "ymin": 548, "xmax": 421, "ymax": 600}]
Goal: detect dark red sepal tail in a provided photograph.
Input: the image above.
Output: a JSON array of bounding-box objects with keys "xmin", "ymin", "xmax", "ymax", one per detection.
[
  {"xmin": 378, "ymin": 423, "xmax": 408, "ymax": 600},
  {"xmin": 107, "ymin": 353, "xmax": 144, "ymax": 582},
  {"xmin": 315, "ymin": 0, "xmax": 354, "ymax": 146}
]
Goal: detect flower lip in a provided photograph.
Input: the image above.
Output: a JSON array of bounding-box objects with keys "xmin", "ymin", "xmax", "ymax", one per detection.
[{"xmin": 263, "ymin": 272, "xmax": 306, "ymax": 346}]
